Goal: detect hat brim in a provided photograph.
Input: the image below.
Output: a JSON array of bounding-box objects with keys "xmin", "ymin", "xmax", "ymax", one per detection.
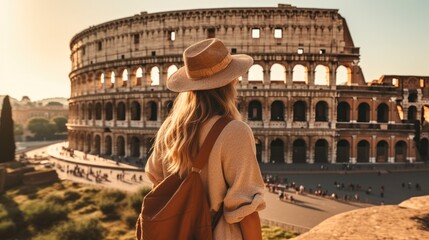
[{"xmin": 167, "ymin": 54, "xmax": 253, "ymax": 92}]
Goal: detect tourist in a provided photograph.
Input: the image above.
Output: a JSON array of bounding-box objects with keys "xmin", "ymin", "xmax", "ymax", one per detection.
[{"xmin": 144, "ymin": 38, "xmax": 266, "ymax": 239}]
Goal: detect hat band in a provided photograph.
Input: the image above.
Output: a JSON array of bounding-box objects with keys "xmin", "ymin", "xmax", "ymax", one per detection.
[{"xmin": 186, "ymin": 54, "xmax": 232, "ymax": 79}]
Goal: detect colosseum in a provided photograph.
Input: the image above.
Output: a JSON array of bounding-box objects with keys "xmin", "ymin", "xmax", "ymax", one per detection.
[{"xmin": 67, "ymin": 4, "xmax": 429, "ymax": 165}]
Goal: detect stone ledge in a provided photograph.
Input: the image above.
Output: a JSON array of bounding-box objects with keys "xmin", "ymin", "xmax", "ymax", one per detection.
[{"xmin": 294, "ymin": 196, "xmax": 429, "ymax": 240}]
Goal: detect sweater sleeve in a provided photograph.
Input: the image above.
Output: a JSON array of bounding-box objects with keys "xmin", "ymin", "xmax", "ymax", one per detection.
[
  {"xmin": 220, "ymin": 120, "xmax": 266, "ymax": 224},
  {"xmin": 144, "ymin": 152, "xmax": 164, "ymax": 187}
]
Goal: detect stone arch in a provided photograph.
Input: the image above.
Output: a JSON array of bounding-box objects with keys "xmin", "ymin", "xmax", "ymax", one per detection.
[
  {"xmin": 97, "ymin": 72, "xmax": 105, "ymax": 90},
  {"xmin": 395, "ymin": 141, "xmax": 407, "ymax": 162},
  {"xmin": 167, "ymin": 65, "xmax": 178, "ymax": 79},
  {"xmin": 270, "ymin": 138, "xmax": 284, "ymax": 163},
  {"xmin": 270, "ymin": 63, "xmax": 286, "ymax": 82},
  {"xmin": 131, "ymin": 101, "xmax": 141, "ymax": 120},
  {"xmin": 248, "ymin": 64, "xmax": 263, "ymax": 81},
  {"xmin": 357, "ymin": 140, "xmax": 370, "ymax": 163},
  {"xmin": 420, "ymin": 138, "xmax": 429, "ymax": 161},
  {"xmin": 337, "ymin": 102, "xmax": 350, "ymax": 122},
  {"xmin": 376, "ymin": 140, "xmax": 388, "ymax": 162},
  {"xmin": 120, "ymin": 68, "xmax": 128, "ymax": 87},
  {"xmin": 314, "ymin": 139, "xmax": 329, "ymax": 163},
  {"xmin": 314, "ymin": 65, "xmax": 330, "ymax": 85},
  {"xmin": 95, "ymin": 102, "xmax": 102, "ymax": 120},
  {"xmin": 357, "ymin": 102, "xmax": 370, "ymax": 122},
  {"xmin": 336, "ymin": 140, "xmax": 350, "ymax": 163},
  {"xmin": 293, "ymin": 100, "xmax": 306, "ymax": 121},
  {"xmin": 117, "ymin": 101, "xmax": 126, "ymax": 121},
  {"xmin": 86, "ymin": 134, "xmax": 92, "ymax": 153},
  {"xmin": 105, "ymin": 102, "xmax": 113, "ymax": 121},
  {"xmin": 150, "ymin": 66, "xmax": 160, "ymax": 86},
  {"xmin": 408, "ymin": 106, "xmax": 417, "ymax": 121},
  {"xmin": 377, "ymin": 103, "xmax": 389, "ymax": 123},
  {"xmin": 105, "ymin": 135, "xmax": 112, "ymax": 155},
  {"xmin": 94, "ymin": 135, "xmax": 101, "ymax": 155},
  {"xmin": 270, "ymin": 100, "xmax": 284, "ymax": 121},
  {"xmin": 292, "ymin": 64, "xmax": 307, "ymax": 82},
  {"xmin": 87, "ymin": 103, "xmax": 93, "ymax": 120},
  {"xmin": 133, "ymin": 67, "xmax": 143, "ymax": 86},
  {"xmin": 248, "ymin": 100, "xmax": 263, "ymax": 121},
  {"xmin": 147, "ymin": 101, "xmax": 158, "ymax": 121},
  {"xmin": 130, "ymin": 136, "xmax": 141, "ymax": 158},
  {"xmin": 255, "ymin": 138, "xmax": 262, "ymax": 163},
  {"xmin": 336, "ymin": 65, "xmax": 351, "ymax": 85},
  {"xmin": 293, "ymin": 139, "xmax": 307, "ymax": 163},
  {"xmin": 117, "ymin": 136, "xmax": 125, "ymax": 157},
  {"xmin": 315, "ymin": 101, "xmax": 329, "ymax": 122}
]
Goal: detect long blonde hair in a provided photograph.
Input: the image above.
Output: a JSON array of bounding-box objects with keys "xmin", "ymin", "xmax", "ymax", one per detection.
[{"xmin": 153, "ymin": 80, "xmax": 241, "ymax": 177}]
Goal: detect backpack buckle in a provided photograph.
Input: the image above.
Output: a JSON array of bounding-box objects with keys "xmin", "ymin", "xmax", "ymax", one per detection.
[{"xmin": 191, "ymin": 167, "xmax": 202, "ymax": 174}]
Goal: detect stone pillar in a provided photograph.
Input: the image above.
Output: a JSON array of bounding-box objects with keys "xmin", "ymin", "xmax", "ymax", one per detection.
[
  {"xmin": 351, "ymin": 97, "xmax": 357, "ymax": 123},
  {"xmin": 389, "ymin": 136, "xmax": 395, "ymax": 163},
  {"xmin": 286, "ymin": 64, "xmax": 293, "ymax": 88},
  {"xmin": 263, "ymin": 64, "xmax": 270, "ymax": 87},
  {"xmin": 264, "ymin": 137, "xmax": 269, "ymax": 163},
  {"xmin": 329, "ymin": 63, "xmax": 337, "ymax": 89},
  {"xmin": 350, "ymin": 135, "xmax": 356, "ymax": 163},
  {"xmin": 307, "ymin": 64, "xmax": 315, "ymax": 87},
  {"xmin": 370, "ymin": 135, "xmax": 376, "ymax": 163},
  {"xmin": 370, "ymin": 97, "xmax": 376, "ymax": 123},
  {"xmin": 331, "ymin": 138, "xmax": 337, "ymax": 163},
  {"xmin": 308, "ymin": 137, "xmax": 313, "ymax": 163}
]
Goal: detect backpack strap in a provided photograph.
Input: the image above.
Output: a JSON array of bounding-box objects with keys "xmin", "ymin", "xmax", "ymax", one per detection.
[{"xmin": 192, "ymin": 117, "xmax": 232, "ymax": 172}]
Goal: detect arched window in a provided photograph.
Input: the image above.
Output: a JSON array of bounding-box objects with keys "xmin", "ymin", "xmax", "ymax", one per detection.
[
  {"xmin": 336, "ymin": 65, "xmax": 350, "ymax": 85},
  {"xmin": 420, "ymin": 138, "xmax": 429, "ymax": 161},
  {"xmin": 337, "ymin": 102, "xmax": 350, "ymax": 122},
  {"xmin": 270, "ymin": 139, "xmax": 284, "ymax": 163},
  {"xmin": 133, "ymin": 67, "xmax": 143, "ymax": 86},
  {"xmin": 377, "ymin": 103, "xmax": 389, "ymax": 123},
  {"xmin": 395, "ymin": 141, "xmax": 407, "ymax": 162},
  {"xmin": 315, "ymin": 101, "xmax": 328, "ymax": 122},
  {"xmin": 117, "ymin": 136, "xmax": 125, "ymax": 157},
  {"xmin": 105, "ymin": 102, "xmax": 113, "ymax": 121},
  {"xmin": 336, "ymin": 140, "xmax": 350, "ymax": 163},
  {"xmin": 248, "ymin": 100, "xmax": 262, "ymax": 121},
  {"xmin": 86, "ymin": 134, "xmax": 92, "ymax": 153},
  {"xmin": 131, "ymin": 101, "xmax": 141, "ymax": 120},
  {"xmin": 314, "ymin": 65, "xmax": 329, "ymax": 85},
  {"xmin": 167, "ymin": 65, "xmax": 178, "ymax": 78},
  {"xmin": 408, "ymin": 91, "xmax": 418, "ymax": 103},
  {"xmin": 357, "ymin": 140, "xmax": 370, "ymax": 163},
  {"xmin": 293, "ymin": 139, "xmax": 306, "ymax": 163},
  {"xmin": 248, "ymin": 64, "xmax": 263, "ymax": 81},
  {"xmin": 270, "ymin": 101, "xmax": 284, "ymax": 121},
  {"xmin": 95, "ymin": 102, "xmax": 102, "ymax": 120},
  {"xmin": 148, "ymin": 101, "xmax": 158, "ymax": 121},
  {"xmin": 131, "ymin": 136, "xmax": 140, "ymax": 158},
  {"xmin": 87, "ymin": 103, "xmax": 93, "ymax": 120},
  {"xmin": 117, "ymin": 102, "xmax": 126, "ymax": 121},
  {"xmin": 255, "ymin": 138, "xmax": 262, "ymax": 163},
  {"xmin": 110, "ymin": 71, "xmax": 116, "ymax": 86},
  {"xmin": 270, "ymin": 64, "xmax": 285, "ymax": 82},
  {"xmin": 376, "ymin": 141, "xmax": 388, "ymax": 162},
  {"xmin": 150, "ymin": 67, "xmax": 160, "ymax": 86},
  {"xmin": 105, "ymin": 136, "xmax": 112, "ymax": 155},
  {"xmin": 314, "ymin": 139, "xmax": 329, "ymax": 163},
  {"xmin": 94, "ymin": 135, "xmax": 101, "ymax": 155},
  {"xmin": 81, "ymin": 104, "xmax": 86, "ymax": 120},
  {"xmin": 357, "ymin": 103, "xmax": 370, "ymax": 122},
  {"xmin": 292, "ymin": 64, "xmax": 307, "ymax": 82},
  {"xmin": 408, "ymin": 106, "xmax": 417, "ymax": 121},
  {"xmin": 293, "ymin": 101, "xmax": 306, "ymax": 121}
]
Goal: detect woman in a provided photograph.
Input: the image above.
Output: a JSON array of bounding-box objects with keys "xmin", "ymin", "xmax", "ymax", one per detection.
[{"xmin": 145, "ymin": 38, "xmax": 266, "ymax": 239}]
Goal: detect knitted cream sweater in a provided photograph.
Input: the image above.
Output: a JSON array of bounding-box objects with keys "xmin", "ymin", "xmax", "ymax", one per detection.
[{"xmin": 145, "ymin": 116, "xmax": 266, "ymax": 240}]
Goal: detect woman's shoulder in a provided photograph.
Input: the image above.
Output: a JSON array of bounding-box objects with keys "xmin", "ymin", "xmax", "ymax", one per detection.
[{"xmin": 222, "ymin": 119, "xmax": 254, "ymax": 138}]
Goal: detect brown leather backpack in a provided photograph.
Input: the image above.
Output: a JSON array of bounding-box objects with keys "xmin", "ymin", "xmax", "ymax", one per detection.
[{"xmin": 136, "ymin": 117, "xmax": 231, "ymax": 240}]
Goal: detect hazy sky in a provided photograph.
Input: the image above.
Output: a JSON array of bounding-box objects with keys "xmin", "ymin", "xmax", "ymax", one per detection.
[{"xmin": 0, "ymin": 0, "xmax": 428, "ymax": 101}]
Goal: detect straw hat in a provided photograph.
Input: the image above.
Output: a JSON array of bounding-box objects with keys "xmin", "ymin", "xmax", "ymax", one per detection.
[{"xmin": 167, "ymin": 38, "xmax": 253, "ymax": 92}]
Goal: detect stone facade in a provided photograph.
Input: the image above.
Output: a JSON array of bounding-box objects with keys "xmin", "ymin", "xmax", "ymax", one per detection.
[{"xmin": 68, "ymin": 4, "xmax": 424, "ymax": 164}]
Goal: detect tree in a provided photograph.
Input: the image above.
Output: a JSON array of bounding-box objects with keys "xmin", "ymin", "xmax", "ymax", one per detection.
[
  {"xmin": 27, "ymin": 117, "xmax": 57, "ymax": 140},
  {"xmin": 0, "ymin": 95, "xmax": 16, "ymax": 162},
  {"xmin": 52, "ymin": 116, "xmax": 67, "ymax": 133},
  {"xmin": 14, "ymin": 123, "xmax": 24, "ymax": 140}
]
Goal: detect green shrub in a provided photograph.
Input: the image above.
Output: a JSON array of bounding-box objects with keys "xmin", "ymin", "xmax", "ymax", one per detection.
[
  {"xmin": 34, "ymin": 218, "xmax": 105, "ymax": 240},
  {"xmin": 129, "ymin": 187, "xmax": 151, "ymax": 213},
  {"xmin": 73, "ymin": 196, "xmax": 94, "ymax": 210},
  {"xmin": 64, "ymin": 190, "xmax": 81, "ymax": 202},
  {"xmin": 45, "ymin": 193, "xmax": 64, "ymax": 204},
  {"xmin": 22, "ymin": 201, "xmax": 67, "ymax": 230},
  {"xmin": 100, "ymin": 189, "xmax": 126, "ymax": 202},
  {"xmin": 0, "ymin": 220, "xmax": 16, "ymax": 238},
  {"xmin": 123, "ymin": 211, "xmax": 139, "ymax": 228},
  {"xmin": 98, "ymin": 198, "xmax": 116, "ymax": 215}
]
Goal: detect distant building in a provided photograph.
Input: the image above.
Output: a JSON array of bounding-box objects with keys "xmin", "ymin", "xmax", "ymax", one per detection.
[
  {"xmin": 67, "ymin": 4, "xmax": 428, "ymax": 164},
  {"xmin": 0, "ymin": 96, "xmax": 68, "ymax": 139}
]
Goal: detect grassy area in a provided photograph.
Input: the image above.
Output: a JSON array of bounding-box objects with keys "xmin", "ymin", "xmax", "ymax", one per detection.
[{"xmin": 0, "ymin": 180, "xmax": 298, "ymax": 239}]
